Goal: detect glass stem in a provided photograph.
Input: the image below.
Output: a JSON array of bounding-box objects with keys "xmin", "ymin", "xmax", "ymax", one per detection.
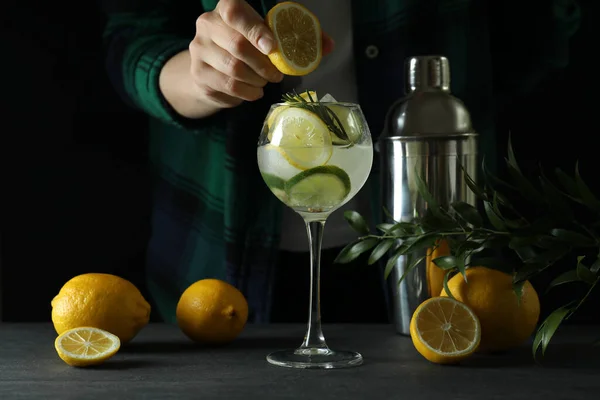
[{"xmin": 300, "ymin": 219, "xmax": 328, "ymax": 350}]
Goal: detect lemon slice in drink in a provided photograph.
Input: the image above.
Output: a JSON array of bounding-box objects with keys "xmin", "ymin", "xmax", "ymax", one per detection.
[
  {"xmin": 266, "ymin": 2, "xmax": 322, "ymax": 76},
  {"xmin": 410, "ymin": 297, "xmax": 481, "ymax": 364},
  {"xmin": 285, "ymin": 165, "xmax": 351, "ymax": 209},
  {"xmin": 55, "ymin": 327, "xmax": 121, "ymax": 367},
  {"xmin": 269, "ymin": 107, "xmax": 332, "ymax": 170},
  {"xmin": 267, "ymin": 91, "xmax": 318, "ymax": 130}
]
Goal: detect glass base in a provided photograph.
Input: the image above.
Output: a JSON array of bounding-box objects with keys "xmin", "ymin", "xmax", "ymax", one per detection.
[{"xmin": 267, "ymin": 347, "xmax": 363, "ymax": 369}]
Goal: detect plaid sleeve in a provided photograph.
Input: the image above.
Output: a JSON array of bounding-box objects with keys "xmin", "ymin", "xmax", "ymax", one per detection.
[{"xmin": 102, "ymin": 5, "xmax": 205, "ymax": 128}]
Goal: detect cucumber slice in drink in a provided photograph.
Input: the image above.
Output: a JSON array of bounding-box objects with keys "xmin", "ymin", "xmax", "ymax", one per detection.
[
  {"xmin": 285, "ymin": 166, "xmax": 351, "ymax": 209},
  {"xmin": 326, "ymin": 104, "xmax": 363, "ymax": 145},
  {"xmin": 261, "ymin": 172, "xmax": 285, "ymax": 190},
  {"xmin": 261, "ymin": 173, "xmax": 287, "ymax": 202}
]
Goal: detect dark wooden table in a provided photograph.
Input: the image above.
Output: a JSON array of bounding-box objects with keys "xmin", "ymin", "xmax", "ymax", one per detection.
[{"xmin": 0, "ymin": 323, "xmax": 598, "ymax": 399}]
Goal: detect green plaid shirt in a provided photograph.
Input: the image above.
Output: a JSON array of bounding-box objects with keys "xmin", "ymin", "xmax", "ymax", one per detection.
[{"xmin": 102, "ymin": 0, "xmax": 580, "ymax": 322}]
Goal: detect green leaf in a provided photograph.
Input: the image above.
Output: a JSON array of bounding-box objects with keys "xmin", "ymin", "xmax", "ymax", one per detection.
[
  {"xmin": 514, "ymin": 245, "xmax": 538, "ymax": 264},
  {"xmin": 535, "ymin": 235, "xmax": 562, "ymax": 249},
  {"xmin": 442, "ymin": 270, "xmax": 456, "ymax": 299},
  {"xmin": 533, "ymin": 305, "xmax": 572, "ymax": 359},
  {"xmin": 550, "ymin": 228, "xmax": 594, "ymax": 246},
  {"xmin": 382, "ymin": 206, "xmax": 395, "ymax": 221},
  {"xmin": 490, "ymin": 193, "xmax": 526, "ymax": 229},
  {"xmin": 368, "ymin": 239, "xmax": 396, "ymax": 265},
  {"xmin": 451, "ymin": 201, "xmax": 483, "ymax": 227},
  {"xmin": 386, "ymin": 221, "xmax": 417, "ymax": 235},
  {"xmin": 493, "ymin": 191, "xmax": 514, "ymax": 208},
  {"xmin": 483, "ymin": 201, "xmax": 506, "ymax": 230},
  {"xmin": 481, "ymin": 236, "xmax": 510, "ymax": 249},
  {"xmin": 547, "ymin": 269, "xmax": 579, "ymax": 292},
  {"xmin": 384, "ymin": 250, "xmax": 403, "ymax": 280},
  {"xmin": 576, "ymin": 256, "xmax": 597, "ymax": 284},
  {"xmin": 455, "ymin": 254, "xmax": 467, "ymax": 280},
  {"xmin": 420, "ymin": 211, "xmax": 456, "ymax": 231},
  {"xmin": 575, "ymin": 162, "xmax": 600, "ymax": 213},
  {"xmin": 397, "ymin": 255, "xmax": 427, "ymax": 286},
  {"xmin": 555, "ymin": 168, "xmax": 580, "ymax": 198},
  {"xmin": 343, "ymin": 211, "xmax": 370, "ymax": 235},
  {"xmin": 502, "ymin": 136, "xmax": 544, "ymax": 205},
  {"xmin": 413, "ymin": 168, "xmax": 441, "ymax": 217},
  {"xmin": 513, "ymin": 280, "xmax": 525, "ymax": 305},
  {"xmin": 515, "ymin": 246, "xmax": 570, "ymax": 281},
  {"xmin": 509, "ymin": 236, "xmax": 538, "ymax": 249},
  {"xmin": 376, "ymin": 223, "xmax": 395, "ymax": 233},
  {"xmin": 515, "ymin": 262, "xmax": 545, "ymax": 283},
  {"xmin": 506, "ymin": 134, "xmax": 520, "ymax": 173},
  {"xmin": 506, "ymin": 163, "xmax": 544, "ymax": 205},
  {"xmin": 461, "ymin": 163, "xmax": 487, "ymax": 200},
  {"xmin": 539, "ymin": 175, "xmax": 573, "ymax": 221},
  {"xmin": 590, "ymin": 257, "xmax": 600, "ymax": 274},
  {"xmin": 526, "ymin": 246, "xmax": 569, "ymax": 265},
  {"xmin": 526, "ymin": 217, "xmax": 556, "ymax": 235},
  {"xmin": 334, "ymin": 238, "xmax": 378, "ymax": 264},
  {"xmin": 481, "ymin": 156, "xmax": 518, "ymax": 191},
  {"xmin": 401, "ymin": 234, "xmax": 439, "ymax": 255},
  {"xmin": 433, "ymin": 256, "xmax": 457, "ymax": 270},
  {"xmin": 335, "ymin": 241, "xmax": 357, "ymax": 264},
  {"xmin": 457, "ymin": 240, "xmax": 486, "ymax": 255}
]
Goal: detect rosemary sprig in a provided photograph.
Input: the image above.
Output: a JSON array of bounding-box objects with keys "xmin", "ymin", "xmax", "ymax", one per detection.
[
  {"xmin": 281, "ymin": 90, "xmax": 351, "ymax": 143},
  {"xmin": 336, "ymin": 136, "xmax": 600, "ymax": 361}
]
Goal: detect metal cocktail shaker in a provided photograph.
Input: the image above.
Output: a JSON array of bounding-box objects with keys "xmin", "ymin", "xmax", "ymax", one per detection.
[{"xmin": 378, "ymin": 56, "xmax": 478, "ymax": 335}]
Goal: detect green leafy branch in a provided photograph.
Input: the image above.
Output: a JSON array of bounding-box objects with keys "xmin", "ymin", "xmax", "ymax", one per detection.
[{"xmin": 335, "ymin": 137, "xmax": 600, "ymax": 359}]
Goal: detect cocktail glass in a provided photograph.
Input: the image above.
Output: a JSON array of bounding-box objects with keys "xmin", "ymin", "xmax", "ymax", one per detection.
[{"xmin": 257, "ymin": 93, "xmax": 373, "ymax": 369}]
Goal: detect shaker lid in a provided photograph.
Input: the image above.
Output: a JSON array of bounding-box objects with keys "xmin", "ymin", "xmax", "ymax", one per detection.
[
  {"xmin": 407, "ymin": 56, "xmax": 450, "ymax": 93},
  {"xmin": 379, "ymin": 55, "xmax": 477, "ymax": 142}
]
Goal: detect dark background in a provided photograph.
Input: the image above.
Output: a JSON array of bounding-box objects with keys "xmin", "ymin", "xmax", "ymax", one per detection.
[{"xmin": 1, "ymin": 1, "xmax": 598, "ymax": 323}]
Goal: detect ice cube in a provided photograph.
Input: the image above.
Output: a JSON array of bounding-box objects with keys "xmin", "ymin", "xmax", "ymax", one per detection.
[
  {"xmin": 319, "ymin": 93, "xmax": 337, "ymax": 103},
  {"xmin": 257, "ymin": 145, "xmax": 302, "ymax": 180}
]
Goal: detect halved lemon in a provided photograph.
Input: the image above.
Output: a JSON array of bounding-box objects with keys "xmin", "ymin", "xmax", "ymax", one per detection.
[
  {"xmin": 266, "ymin": 2, "xmax": 322, "ymax": 76},
  {"xmin": 269, "ymin": 107, "xmax": 332, "ymax": 169},
  {"xmin": 410, "ymin": 297, "xmax": 481, "ymax": 364},
  {"xmin": 55, "ymin": 327, "xmax": 121, "ymax": 367}
]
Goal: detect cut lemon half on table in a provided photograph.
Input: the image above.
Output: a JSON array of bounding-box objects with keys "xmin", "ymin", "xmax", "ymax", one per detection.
[
  {"xmin": 268, "ymin": 107, "xmax": 332, "ymax": 169},
  {"xmin": 55, "ymin": 327, "xmax": 121, "ymax": 367},
  {"xmin": 410, "ymin": 297, "xmax": 481, "ymax": 364},
  {"xmin": 266, "ymin": 2, "xmax": 322, "ymax": 76},
  {"xmin": 285, "ymin": 165, "xmax": 351, "ymax": 209}
]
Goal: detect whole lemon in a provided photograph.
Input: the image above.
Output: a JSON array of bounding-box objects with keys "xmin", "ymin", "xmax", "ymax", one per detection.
[
  {"xmin": 441, "ymin": 266, "xmax": 540, "ymax": 352},
  {"xmin": 176, "ymin": 279, "xmax": 248, "ymax": 344},
  {"xmin": 51, "ymin": 273, "xmax": 151, "ymax": 343},
  {"xmin": 425, "ymin": 239, "xmax": 450, "ymax": 297}
]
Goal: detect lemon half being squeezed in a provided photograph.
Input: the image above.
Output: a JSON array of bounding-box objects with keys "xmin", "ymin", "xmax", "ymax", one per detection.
[{"xmin": 266, "ymin": 2, "xmax": 322, "ymax": 76}]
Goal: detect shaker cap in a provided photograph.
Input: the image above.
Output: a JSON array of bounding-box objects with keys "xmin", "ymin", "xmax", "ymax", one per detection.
[
  {"xmin": 379, "ymin": 55, "xmax": 475, "ymax": 140},
  {"xmin": 407, "ymin": 56, "xmax": 450, "ymax": 93}
]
